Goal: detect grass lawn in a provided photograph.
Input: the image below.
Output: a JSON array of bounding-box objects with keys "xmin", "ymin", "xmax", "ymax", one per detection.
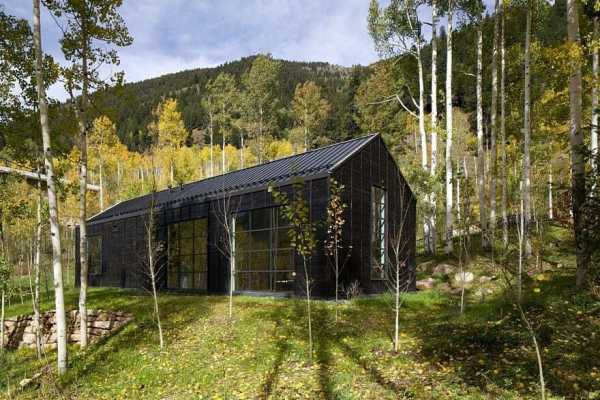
[{"xmin": 1, "ymin": 226, "xmax": 599, "ymax": 399}]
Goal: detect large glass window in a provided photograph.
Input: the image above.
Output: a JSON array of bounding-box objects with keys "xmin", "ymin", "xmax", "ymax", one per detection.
[
  {"xmin": 167, "ymin": 218, "xmax": 208, "ymax": 290},
  {"xmin": 234, "ymin": 207, "xmax": 295, "ymax": 292},
  {"xmin": 87, "ymin": 236, "xmax": 102, "ymax": 275},
  {"xmin": 371, "ymin": 186, "xmax": 387, "ymax": 280}
]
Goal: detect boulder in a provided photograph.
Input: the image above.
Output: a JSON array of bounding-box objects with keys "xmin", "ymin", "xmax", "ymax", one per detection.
[
  {"xmin": 454, "ymin": 271, "xmax": 474, "ymax": 285},
  {"xmin": 433, "ymin": 263, "xmax": 456, "ymax": 277},
  {"xmin": 416, "ymin": 278, "xmax": 435, "ymax": 290},
  {"xmin": 417, "ymin": 260, "xmax": 437, "ymax": 273}
]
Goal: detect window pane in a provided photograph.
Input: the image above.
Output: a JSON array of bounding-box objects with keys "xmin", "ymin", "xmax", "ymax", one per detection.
[
  {"xmin": 277, "ymin": 207, "xmax": 290, "ymax": 227},
  {"xmin": 180, "ymin": 220, "xmax": 194, "ymax": 238},
  {"xmin": 87, "ymin": 236, "xmax": 102, "ymax": 275},
  {"xmin": 167, "ymin": 270, "xmax": 178, "ymax": 288},
  {"xmin": 236, "ymin": 252, "xmax": 249, "ymax": 272},
  {"xmin": 274, "ymin": 271, "xmax": 295, "ymax": 291},
  {"xmin": 235, "ymin": 211, "xmax": 250, "ymax": 231},
  {"xmin": 180, "ymin": 273, "xmax": 192, "ymax": 289},
  {"xmin": 168, "ymin": 224, "xmax": 179, "ymax": 242},
  {"xmin": 274, "ymin": 250, "xmax": 294, "ymax": 270},
  {"xmin": 251, "ymin": 208, "xmax": 271, "ymax": 230},
  {"xmin": 251, "ymin": 230, "xmax": 270, "ymax": 251},
  {"xmin": 181, "ymin": 237, "xmax": 194, "ymax": 255},
  {"xmin": 371, "ymin": 186, "xmax": 386, "ymax": 280},
  {"xmin": 194, "ymin": 234, "xmax": 206, "ymax": 254},
  {"xmin": 194, "ymin": 218, "xmax": 208, "ymax": 238},
  {"xmin": 194, "ymin": 254, "xmax": 207, "ymax": 273},
  {"xmin": 235, "ymin": 231, "xmax": 250, "ymax": 252},
  {"xmin": 251, "ymin": 251, "xmax": 269, "ymax": 271},
  {"xmin": 275, "ymin": 228, "xmax": 292, "ymax": 249},
  {"xmin": 180, "ymin": 256, "xmax": 193, "ymax": 274}
]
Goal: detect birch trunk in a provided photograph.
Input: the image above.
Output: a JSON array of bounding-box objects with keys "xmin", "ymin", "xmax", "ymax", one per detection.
[
  {"xmin": 500, "ymin": 4, "xmax": 508, "ymax": 248},
  {"xmin": 476, "ymin": 26, "xmax": 488, "ymax": 249},
  {"xmin": 567, "ymin": 0, "xmax": 588, "ymax": 287},
  {"xmin": 547, "ymin": 171, "xmax": 554, "ymax": 219},
  {"xmin": 33, "ymin": 0, "xmax": 67, "ymax": 373},
  {"xmin": 77, "ymin": 36, "xmax": 90, "ymax": 350},
  {"xmin": 592, "ymin": 17, "xmax": 599, "ymax": 172},
  {"xmin": 33, "ymin": 172, "xmax": 43, "ymax": 357},
  {"xmin": 445, "ymin": 0, "xmax": 454, "ymax": 254},
  {"xmin": 0, "ymin": 291, "xmax": 4, "ymax": 350},
  {"xmin": 428, "ymin": 0, "xmax": 439, "ymax": 255},
  {"xmin": 417, "ymin": 40, "xmax": 430, "ymax": 253},
  {"xmin": 490, "ymin": 0, "xmax": 499, "ymax": 241},
  {"xmin": 523, "ymin": 1, "xmax": 532, "ymax": 257},
  {"xmin": 99, "ymin": 162, "xmax": 104, "ymax": 211}
]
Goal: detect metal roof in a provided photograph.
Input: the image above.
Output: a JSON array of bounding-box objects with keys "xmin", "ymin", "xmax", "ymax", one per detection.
[{"xmin": 88, "ymin": 134, "xmax": 377, "ymax": 224}]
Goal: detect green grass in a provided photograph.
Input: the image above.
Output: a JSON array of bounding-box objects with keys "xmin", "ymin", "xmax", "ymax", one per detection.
[{"xmin": 1, "ymin": 226, "xmax": 599, "ymax": 399}]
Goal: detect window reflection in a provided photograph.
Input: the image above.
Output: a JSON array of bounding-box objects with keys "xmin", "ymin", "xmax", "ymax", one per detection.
[
  {"xmin": 234, "ymin": 207, "xmax": 295, "ymax": 292},
  {"xmin": 167, "ymin": 216, "xmax": 208, "ymax": 290}
]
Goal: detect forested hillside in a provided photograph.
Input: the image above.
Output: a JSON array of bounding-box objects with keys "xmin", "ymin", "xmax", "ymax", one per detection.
[{"xmin": 97, "ymin": 56, "xmax": 370, "ymax": 150}]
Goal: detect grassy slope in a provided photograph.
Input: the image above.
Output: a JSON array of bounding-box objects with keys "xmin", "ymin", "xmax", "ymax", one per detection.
[{"xmin": 1, "ymin": 226, "xmax": 599, "ymax": 399}]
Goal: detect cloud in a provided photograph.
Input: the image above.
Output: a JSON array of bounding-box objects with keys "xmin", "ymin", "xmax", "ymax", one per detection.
[{"xmin": 3, "ymin": 0, "xmax": 498, "ymax": 101}]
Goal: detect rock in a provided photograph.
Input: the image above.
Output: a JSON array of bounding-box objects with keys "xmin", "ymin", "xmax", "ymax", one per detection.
[
  {"xmin": 454, "ymin": 272, "xmax": 474, "ymax": 285},
  {"xmin": 417, "ymin": 260, "xmax": 437, "ymax": 273},
  {"xmin": 433, "ymin": 263, "xmax": 456, "ymax": 277},
  {"xmin": 416, "ymin": 278, "xmax": 435, "ymax": 290},
  {"xmin": 92, "ymin": 320, "xmax": 112, "ymax": 330}
]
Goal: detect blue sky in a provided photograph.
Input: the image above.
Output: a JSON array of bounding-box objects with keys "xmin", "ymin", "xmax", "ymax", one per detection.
[{"xmin": 4, "ymin": 0, "xmax": 495, "ymax": 100}]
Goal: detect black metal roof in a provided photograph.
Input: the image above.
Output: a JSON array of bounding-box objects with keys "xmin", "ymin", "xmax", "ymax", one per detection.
[{"xmin": 88, "ymin": 134, "xmax": 377, "ymax": 224}]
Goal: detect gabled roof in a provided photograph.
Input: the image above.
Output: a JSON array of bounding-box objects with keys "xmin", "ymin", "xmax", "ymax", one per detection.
[{"xmin": 88, "ymin": 134, "xmax": 377, "ymax": 224}]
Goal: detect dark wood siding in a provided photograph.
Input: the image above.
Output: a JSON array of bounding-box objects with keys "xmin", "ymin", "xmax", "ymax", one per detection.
[{"xmin": 76, "ymin": 136, "xmax": 416, "ymax": 297}]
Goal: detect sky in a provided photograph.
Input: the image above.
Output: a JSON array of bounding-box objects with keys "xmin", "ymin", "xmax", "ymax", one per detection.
[{"xmin": 4, "ymin": 0, "xmax": 495, "ymax": 101}]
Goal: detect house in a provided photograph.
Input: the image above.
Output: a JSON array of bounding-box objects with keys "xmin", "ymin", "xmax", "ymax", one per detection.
[{"xmin": 75, "ymin": 134, "xmax": 417, "ymax": 296}]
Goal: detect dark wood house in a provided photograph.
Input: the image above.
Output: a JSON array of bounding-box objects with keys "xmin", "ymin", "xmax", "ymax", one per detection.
[{"xmin": 75, "ymin": 134, "xmax": 416, "ymax": 296}]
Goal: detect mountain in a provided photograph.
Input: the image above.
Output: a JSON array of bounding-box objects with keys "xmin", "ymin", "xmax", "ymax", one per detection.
[{"xmin": 95, "ymin": 55, "xmax": 371, "ymax": 151}]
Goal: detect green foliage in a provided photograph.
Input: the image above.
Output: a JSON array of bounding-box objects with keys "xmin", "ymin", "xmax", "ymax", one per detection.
[
  {"xmin": 290, "ymin": 80, "xmax": 331, "ymax": 150},
  {"xmin": 324, "ymin": 178, "xmax": 347, "ymax": 258},
  {"xmin": 0, "ymin": 255, "xmax": 9, "ymax": 292}
]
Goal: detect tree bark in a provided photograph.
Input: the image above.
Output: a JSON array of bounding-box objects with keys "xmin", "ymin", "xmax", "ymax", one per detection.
[
  {"xmin": 567, "ymin": 0, "xmax": 588, "ymax": 287},
  {"xmin": 429, "ymin": 0, "xmax": 439, "ymax": 255},
  {"xmin": 500, "ymin": 3, "xmax": 508, "ymax": 248},
  {"xmin": 523, "ymin": 0, "xmax": 532, "ymax": 257},
  {"xmin": 416, "ymin": 38, "xmax": 430, "ymax": 253},
  {"xmin": 476, "ymin": 26, "xmax": 488, "ymax": 250},
  {"xmin": 445, "ymin": 0, "xmax": 454, "ymax": 254},
  {"xmin": 33, "ymin": 170, "xmax": 43, "ymax": 357},
  {"xmin": 33, "ymin": 0, "xmax": 68, "ymax": 373},
  {"xmin": 490, "ymin": 0, "xmax": 499, "ymax": 243},
  {"xmin": 592, "ymin": 17, "xmax": 599, "ymax": 173},
  {"xmin": 548, "ymin": 171, "xmax": 554, "ymax": 220},
  {"xmin": 77, "ymin": 33, "xmax": 90, "ymax": 350}
]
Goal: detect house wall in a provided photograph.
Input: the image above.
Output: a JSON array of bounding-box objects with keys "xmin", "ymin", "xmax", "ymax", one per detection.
[
  {"xmin": 76, "ymin": 177, "xmax": 331, "ymax": 296},
  {"xmin": 75, "ymin": 137, "xmax": 416, "ymax": 297},
  {"xmin": 332, "ymin": 135, "xmax": 416, "ymax": 294}
]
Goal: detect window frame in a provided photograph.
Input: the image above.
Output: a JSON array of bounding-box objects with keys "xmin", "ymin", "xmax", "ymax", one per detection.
[
  {"xmin": 166, "ymin": 216, "xmax": 209, "ymax": 290},
  {"xmin": 370, "ymin": 185, "xmax": 387, "ymax": 281}
]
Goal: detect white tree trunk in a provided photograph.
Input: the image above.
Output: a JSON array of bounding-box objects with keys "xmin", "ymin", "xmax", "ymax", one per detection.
[
  {"xmin": 428, "ymin": 0, "xmax": 439, "ymax": 255},
  {"xmin": 445, "ymin": 0, "xmax": 454, "ymax": 254},
  {"xmin": 33, "ymin": 175, "xmax": 43, "ymax": 357},
  {"xmin": 548, "ymin": 171, "xmax": 553, "ymax": 220},
  {"xmin": 33, "ymin": 0, "xmax": 67, "ymax": 373},
  {"xmin": 523, "ymin": 1, "xmax": 532, "ymax": 257},
  {"xmin": 476, "ymin": 26, "xmax": 487, "ymax": 249},
  {"xmin": 99, "ymin": 162, "xmax": 104, "ymax": 211},
  {"xmin": 500, "ymin": 4, "xmax": 508, "ymax": 248},
  {"xmin": 0, "ymin": 291, "xmax": 4, "ymax": 350},
  {"xmin": 567, "ymin": 0, "xmax": 587, "ymax": 287},
  {"xmin": 592, "ymin": 17, "xmax": 599, "ymax": 172},
  {"xmin": 417, "ymin": 43, "xmax": 431, "ymax": 253},
  {"xmin": 77, "ymin": 44, "xmax": 90, "ymax": 350},
  {"xmin": 490, "ymin": 0, "xmax": 499, "ymax": 241}
]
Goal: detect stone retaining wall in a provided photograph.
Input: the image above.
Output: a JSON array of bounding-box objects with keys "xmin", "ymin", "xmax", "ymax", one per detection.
[{"xmin": 1, "ymin": 310, "xmax": 133, "ymax": 350}]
